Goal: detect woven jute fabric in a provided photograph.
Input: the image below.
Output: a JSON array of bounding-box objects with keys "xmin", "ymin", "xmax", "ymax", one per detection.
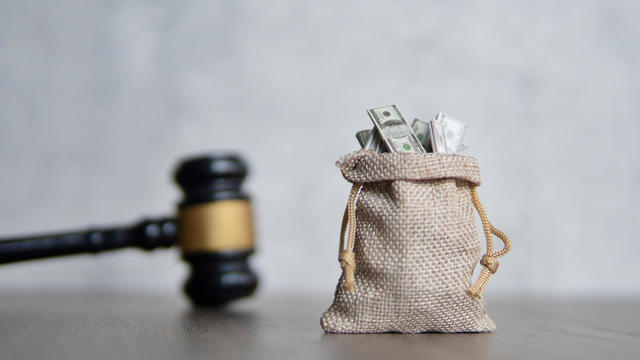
[{"xmin": 321, "ymin": 150, "xmax": 495, "ymax": 334}]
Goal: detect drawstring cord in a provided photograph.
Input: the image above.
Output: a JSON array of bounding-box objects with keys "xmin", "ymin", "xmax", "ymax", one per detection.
[
  {"xmin": 338, "ymin": 183, "xmax": 362, "ymax": 292},
  {"xmin": 467, "ymin": 186, "xmax": 511, "ymax": 298}
]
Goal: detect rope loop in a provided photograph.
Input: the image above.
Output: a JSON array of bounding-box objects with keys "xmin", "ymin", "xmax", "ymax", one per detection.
[{"xmin": 467, "ymin": 186, "xmax": 511, "ymax": 298}]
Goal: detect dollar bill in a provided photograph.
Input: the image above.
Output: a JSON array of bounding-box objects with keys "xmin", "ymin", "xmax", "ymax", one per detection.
[
  {"xmin": 411, "ymin": 118, "xmax": 432, "ymax": 152},
  {"xmin": 428, "ymin": 118, "xmax": 447, "ymax": 153},
  {"xmin": 356, "ymin": 129, "xmax": 372, "ymax": 148},
  {"xmin": 367, "ymin": 105, "xmax": 426, "ymax": 153},
  {"xmin": 357, "ymin": 128, "xmax": 387, "ymax": 152},
  {"xmin": 364, "ymin": 129, "xmax": 386, "ymax": 152},
  {"xmin": 434, "ymin": 113, "xmax": 468, "ymax": 153}
]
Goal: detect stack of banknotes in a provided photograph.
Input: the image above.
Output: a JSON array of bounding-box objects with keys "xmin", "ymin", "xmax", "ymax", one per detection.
[{"xmin": 356, "ymin": 104, "xmax": 468, "ymax": 154}]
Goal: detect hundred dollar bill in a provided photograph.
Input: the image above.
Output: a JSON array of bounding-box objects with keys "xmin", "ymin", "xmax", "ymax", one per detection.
[
  {"xmin": 411, "ymin": 118, "xmax": 432, "ymax": 152},
  {"xmin": 357, "ymin": 128, "xmax": 388, "ymax": 152},
  {"xmin": 434, "ymin": 113, "xmax": 468, "ymax": 153},
  {"xmin": 364, "ymin": 129, "xmax": 386, "ymax": 152},
  {"xmin": 428, "ymin": 117, "xmax": 447, "ymax": 153},
  {"xmin": 356, "ymin": 129, "xmax": 372, "ymax": 148},
  {"xmin": 367, "ymin": 105, "xmax": 426, "ymax": 153}
]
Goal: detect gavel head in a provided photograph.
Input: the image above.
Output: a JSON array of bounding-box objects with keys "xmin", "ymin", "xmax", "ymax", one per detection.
[{"xmin": 173, "ymin": 153, "xmax": 258, "ymax": 306}]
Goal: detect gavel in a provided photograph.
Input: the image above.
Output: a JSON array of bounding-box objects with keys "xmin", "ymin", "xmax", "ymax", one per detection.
[{"xmin": 0, "ymin": 152, "xmax": 258, "ymax": 306}]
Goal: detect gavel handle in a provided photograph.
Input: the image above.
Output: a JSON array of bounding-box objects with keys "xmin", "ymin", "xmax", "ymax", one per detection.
[{"xmin": 0, "ymin": 218, "xmax": 177, "ymax": 265}]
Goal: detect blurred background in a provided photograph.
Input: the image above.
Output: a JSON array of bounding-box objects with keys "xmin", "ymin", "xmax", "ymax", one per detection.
[{"xmin": 0, "ymin": 0, "xmax": 637, "ymax": 298}]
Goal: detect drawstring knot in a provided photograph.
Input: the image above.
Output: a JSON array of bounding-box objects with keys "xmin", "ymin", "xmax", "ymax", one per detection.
[
  {"xmin": 338, "ymin": 251, "xmax": 356, "ymax": 291},
  {"xmin": 480, "ymin": 254, "xmax": 499, "ymax": 274}
]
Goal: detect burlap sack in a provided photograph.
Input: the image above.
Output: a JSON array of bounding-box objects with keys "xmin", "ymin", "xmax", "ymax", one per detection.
[{"xmin": 320, "ymin": 150, "xmax": 510, "ymax": 334}]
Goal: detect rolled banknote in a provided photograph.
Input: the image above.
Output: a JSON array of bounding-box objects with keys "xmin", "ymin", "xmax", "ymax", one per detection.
[
  {"xmin": 434, "ymin": 113, "xmax": 468, "ymax": 154},
  {"xmin": 411, "ymin": 118, "xmax": 432, "ymax": 152},
  {"xmin": 428, "ymin": 117, "xmax": 447, "ymax": 153},
  {"xmin": 364, "ymin": 129, "xmax": 386, "ymax": 153},
  {"xmin": 356, "ymin": 129, "xmax": 372, "ymax": 149}
]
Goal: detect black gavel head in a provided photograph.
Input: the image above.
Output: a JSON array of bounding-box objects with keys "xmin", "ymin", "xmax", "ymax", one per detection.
[{"xmin": 174, "ymin": 153, "xmax": 258, "ymax": 306}]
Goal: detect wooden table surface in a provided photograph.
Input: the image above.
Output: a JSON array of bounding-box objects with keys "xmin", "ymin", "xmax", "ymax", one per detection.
[{"xmin": 0, "ymin": 291, "xmax": 638, "ymax": 360}]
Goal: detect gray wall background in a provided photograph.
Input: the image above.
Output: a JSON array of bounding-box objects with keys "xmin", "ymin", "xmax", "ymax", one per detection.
[{"xmin": 0, "ymin": 0, "xmax": 638, "ymax": 297}]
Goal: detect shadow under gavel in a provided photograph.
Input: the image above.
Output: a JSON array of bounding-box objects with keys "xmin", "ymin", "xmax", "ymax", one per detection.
[{"xmin": 0, "ymin": 153, "xmax": 258, "ymax": 306}]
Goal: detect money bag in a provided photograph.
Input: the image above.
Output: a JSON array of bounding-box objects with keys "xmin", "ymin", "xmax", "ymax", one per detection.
[{"xmin": 321, "ymin": 150, "xmax": 510, "ymax": 334}]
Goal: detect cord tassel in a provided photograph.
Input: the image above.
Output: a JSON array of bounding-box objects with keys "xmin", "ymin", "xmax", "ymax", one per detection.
[{"xmin": 467, "ymin": 186, "xmax": 511, "ymax": 298}]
